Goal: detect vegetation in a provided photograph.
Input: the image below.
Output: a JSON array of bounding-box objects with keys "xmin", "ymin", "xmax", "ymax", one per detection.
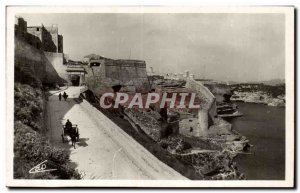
[
  {"xmin": 14, "ymin": 65, "xmax": 42, "ymax": 88},
  {"xmin": 14, "ymin": 83, "xmax": 44, "ymax": 131},
  {"xmin": 14, "ymin": 121, "xmax": 80, "ymax": 179},
  {"xmin": 14, "ymin": 82, "xmax": 80, "ymax": 179}
]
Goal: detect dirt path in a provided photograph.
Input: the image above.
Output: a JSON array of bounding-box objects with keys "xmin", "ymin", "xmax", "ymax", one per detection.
[{"xmin": 46, "ymin": 86, "xmax": 187, "ymax": 180}]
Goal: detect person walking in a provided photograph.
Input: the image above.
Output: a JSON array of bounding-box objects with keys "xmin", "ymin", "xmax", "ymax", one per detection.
[{"xmin": 58, "ymin": 93, "xmax": 62, "ymax": 101}]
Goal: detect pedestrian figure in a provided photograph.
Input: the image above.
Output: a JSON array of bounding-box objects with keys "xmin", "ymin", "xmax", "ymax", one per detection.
[
  {"xmin": 58, "ymin": 93, "xmax": 62, "ymax": 101},
  {"xmin": 63, "ymin": 92, "xmax": 68, "ymax": 101}
]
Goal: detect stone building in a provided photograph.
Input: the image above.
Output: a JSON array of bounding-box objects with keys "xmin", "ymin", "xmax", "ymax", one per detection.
[
  {"xmin": 27, "ymin": 24, "xmax": 63, "ymax": 53},
  {"xmin": 15, "ymin": 16, "xmax": 69, "ymax": 86},
  {"xmin": 15, "ymin": 17, "xmax": 27, "ymax": 39},
  {"xmin": 15, "ymin": 17, "xmax": 63, "ymax": 53},
  {"xmin": 15, "ymin": 17, "xmax": 42, "ymax": 50}
]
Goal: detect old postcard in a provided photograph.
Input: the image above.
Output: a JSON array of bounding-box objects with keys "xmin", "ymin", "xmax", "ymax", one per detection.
[{"xmin": 6, "ymin": 6, "xmax": 294, "ymax": 187}]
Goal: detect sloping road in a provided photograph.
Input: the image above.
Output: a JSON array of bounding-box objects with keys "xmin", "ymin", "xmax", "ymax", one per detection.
[{"xmin": 47, "ymin": 86, "xmax": 187, "ymax": 180}]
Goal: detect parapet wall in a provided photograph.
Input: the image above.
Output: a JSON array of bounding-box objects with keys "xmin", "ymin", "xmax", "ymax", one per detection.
[
  {"xmin": 185, "ymin": 78, "xmax": 217, "ymax": 136},
  {"xmin": 186, "ymin": 79, "xmax": 215, "ymax": 108}
]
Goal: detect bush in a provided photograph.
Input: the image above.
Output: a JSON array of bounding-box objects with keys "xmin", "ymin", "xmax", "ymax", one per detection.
[
  {"xmin": 14, "ymin": 121, "xmax": 80, "ymax": 179},
  {"xmin": 15, "ymin": 66, "xmax": 42, "ymax": 88},
  {"xmin": 14, "ymin": 83, "xmax": 80, "ymax": 179},
  {"xmin": 14, "ymin": 83, "xmax": 43, "ymax": 131},
  {"xmin": 159, "ymin": 135, "xmax": 192, "ymax": 154},
  {"xmin": 14, "ymin": 122, "xmax": 68, "ymax": 163}
]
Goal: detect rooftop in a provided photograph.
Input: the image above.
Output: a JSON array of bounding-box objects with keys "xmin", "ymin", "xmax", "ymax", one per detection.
[{"xmin": 66, "ymin": 66, "xmax": 87, "ymax": 74}]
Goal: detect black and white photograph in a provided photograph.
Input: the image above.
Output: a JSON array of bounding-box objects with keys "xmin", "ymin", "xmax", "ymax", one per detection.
[{"xmin": 5, "ymin": 6, "xmax": 294, "ymax": 188}]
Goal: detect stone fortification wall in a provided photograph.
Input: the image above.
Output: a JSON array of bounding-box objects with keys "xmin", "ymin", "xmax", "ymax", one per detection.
[
  {"xmin": 84, "ymin": 59, "xmax": 151, "ymax": 96},
  {"xmin": 186, "ymin": 79, "xmax": 215, "ymax": 109},
  {"xmin": 185, "ymin": 78, "xmax": 217, "ymax": 136},
  {"xmin": 84, "ymin": 59, "xmax": 114, "ymax": 95},
  {"xmin": 106, "ymin": 59, "xmax": 150, "ymax": 93},
  {"xmin": 14, "ymin": 37, "xmax": 66, "ymax": 85},
  {"xmin": 43, "ymin": 51, "xmax": 67, "ymax": 81}
]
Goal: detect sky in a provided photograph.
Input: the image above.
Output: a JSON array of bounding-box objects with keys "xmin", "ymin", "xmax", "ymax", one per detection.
[{"xmin": 19, "ymin": 13, "xmax": 285, "ymax": 82}]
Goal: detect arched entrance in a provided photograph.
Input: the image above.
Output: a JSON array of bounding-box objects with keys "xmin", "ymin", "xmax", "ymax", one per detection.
[
  {"xmin": 66, "ymin": 66, "xmax": 87, "ymax": 86},
  {"xmin": 70, "ymin": 75, "xmax": 80, "ymax": 86}
]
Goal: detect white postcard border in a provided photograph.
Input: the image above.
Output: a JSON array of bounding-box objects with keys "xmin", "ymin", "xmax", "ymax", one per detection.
[{"xmin": 6, "ymin": 6, "xmax": 294, "ymax": 187}]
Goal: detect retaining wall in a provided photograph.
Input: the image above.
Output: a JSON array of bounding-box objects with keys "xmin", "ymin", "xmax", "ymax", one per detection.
[
  {"xmin": 14, "ymin": 37, "xmax": 66, "ymax": 85},
  {"xmin": 44, "ymin": 51, "xmax": 68, "ymax": 81}
]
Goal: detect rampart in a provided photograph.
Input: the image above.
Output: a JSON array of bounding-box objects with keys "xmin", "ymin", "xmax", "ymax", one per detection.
[
  {"xmin": 44, "ymin": 51, "xmax": 68, "ymax": 80},
  {"xmin": 14, "ymin": 37, "xmax": 66, "ymax": 85},
  {"xmin": 84, "ymin": 59, "xmax": 150, "ymax": 96},
  {"xmin": 185, "ymin": 78, "xmax": 217, "ymax": 136}
]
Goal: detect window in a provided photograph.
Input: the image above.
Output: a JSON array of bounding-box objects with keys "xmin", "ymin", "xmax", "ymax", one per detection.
[{"xmin": 90, "ymin": 62, "xmax": 101, "ymax": 67}]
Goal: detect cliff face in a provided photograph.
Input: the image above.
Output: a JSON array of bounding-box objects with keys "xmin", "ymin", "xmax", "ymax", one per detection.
[
  {"xmin": 124, "ymin": 108, "xmax": 164, "ymax": 141},
  {"xmin": 230, "ymin": 83, "xmax": 285, "ymax": 106},
  {"xmin": 231, "ymin": 91, "xmax": 285, "ymax": 106},
  {"xmin": 203, "ymin": 83, "xmax": 232, "ymax": 103}
]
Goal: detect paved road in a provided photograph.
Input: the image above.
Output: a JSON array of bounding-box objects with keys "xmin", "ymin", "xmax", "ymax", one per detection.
[{"xmin": 46, "ymin": 86, "xmax": 187, "ymax": 180}]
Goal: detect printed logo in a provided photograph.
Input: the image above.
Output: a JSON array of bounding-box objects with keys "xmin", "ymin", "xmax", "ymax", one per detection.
[{"xmin": 29, "ymin": 160, "xmax": 57, "ymax": 174}]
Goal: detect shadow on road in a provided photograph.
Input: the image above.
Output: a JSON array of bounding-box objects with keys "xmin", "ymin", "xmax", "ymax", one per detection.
[{"xmin": 77, "ymin": 138, "xmax": 89, "ymax": 147}]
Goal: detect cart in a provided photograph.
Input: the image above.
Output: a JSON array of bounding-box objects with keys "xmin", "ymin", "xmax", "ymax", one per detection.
[{"xmin": 61, "ymin": 124, "xmax": 79, "ymax": 148}]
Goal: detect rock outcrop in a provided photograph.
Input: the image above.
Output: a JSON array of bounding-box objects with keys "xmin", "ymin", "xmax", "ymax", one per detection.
[{"xmin": 231, "ymin": 91, "xmax": 285, "ymax": 106}]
